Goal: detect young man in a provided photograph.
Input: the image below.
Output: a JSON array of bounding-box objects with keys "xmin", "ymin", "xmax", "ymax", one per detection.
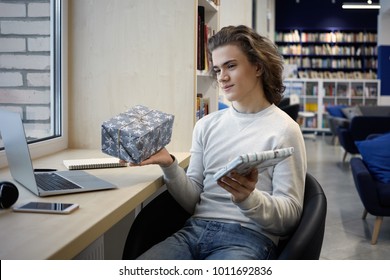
[{"xmin": 134, "ymin": 25, "xmax": 307, "ymax": 259}]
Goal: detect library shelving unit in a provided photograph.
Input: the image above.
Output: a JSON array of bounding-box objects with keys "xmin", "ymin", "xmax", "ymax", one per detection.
[
  {"xmin": 283, "ymin": 78, "xmax": 380, "ymax": 133},
  {"xmin": 196, "ymin": 0, "xmax": 219, "ymax": 121},
  {"xmin": 275, "ymin": 30, "xmax": 378, "ymax": 79}
]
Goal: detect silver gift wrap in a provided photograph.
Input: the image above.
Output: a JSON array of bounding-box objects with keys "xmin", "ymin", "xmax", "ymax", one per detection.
[{"xmin": 101, "ymin": 105, "xmax": 174, "ymax": 164}]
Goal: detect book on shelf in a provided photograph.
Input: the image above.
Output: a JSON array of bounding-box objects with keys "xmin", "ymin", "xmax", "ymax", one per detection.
[
  {"xmin": 197, "ymin": 6, "xmax": 216, "ymax": 73},
  {"xmin": 196, "ymin": 93, "xmax": 209, "ymax": 121},
  {"xmin": 204, "ymin": 24, "xmax": 216, "ymax": 72},
  {"xmin": 305, "ymin": 103, "xmax": 318, "ymax": 112},
  {"xmin": 276, "ymin": 29, "xmax": 378, "ymax": 79},
  {"xmin": 63, "ymin": 158, "xmax": 127, "ymax": 170},
  {"xmin": 197, "ymin": 6, "xmax": 205, "ymax": 71}
]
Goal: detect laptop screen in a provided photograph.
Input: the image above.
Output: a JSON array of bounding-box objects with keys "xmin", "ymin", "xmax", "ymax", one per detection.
[{"xmin": 0, "ymin": 109, "xmax": 40, "ymax": 195}]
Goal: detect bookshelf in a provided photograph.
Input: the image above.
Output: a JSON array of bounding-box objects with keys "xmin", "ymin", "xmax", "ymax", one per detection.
[
  {"xmin": 283, "ymin": 78, "xmax": 380, "ymax": 132},
  {"xmin": 196, "ymin": 0, "xmax": 219, "ymax": 121},
  {"xmin": 276, "ymin": 30, "xmax": 378, "ymax": 80}
]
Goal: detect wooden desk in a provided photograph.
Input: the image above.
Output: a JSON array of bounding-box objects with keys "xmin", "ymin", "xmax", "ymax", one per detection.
[{"xmin": 0, "ymin": 149, "xmax": 190, "ymax": 260}]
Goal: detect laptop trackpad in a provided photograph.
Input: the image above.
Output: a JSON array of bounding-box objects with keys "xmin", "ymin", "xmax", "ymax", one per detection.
[{"xmin": 56, "ymin": 170, "xmax": 116, "ymax": 188}]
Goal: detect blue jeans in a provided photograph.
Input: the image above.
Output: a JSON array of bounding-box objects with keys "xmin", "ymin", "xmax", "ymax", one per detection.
[{"xmin": 137, "ymin": 218, "xmax": 277, "ymax": 260}]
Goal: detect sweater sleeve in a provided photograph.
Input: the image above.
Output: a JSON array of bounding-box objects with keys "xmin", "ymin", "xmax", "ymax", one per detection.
[
  {"xmin": 160, "ymin": 158, "xmax": 202, "ymax": 214},
  {"xmin": 160, "ymin": 121, "xmax": 205, "ymax": 214},
  {"xmin": 234, "ymin": 122, "xmax": 307, "ymax": 236}
]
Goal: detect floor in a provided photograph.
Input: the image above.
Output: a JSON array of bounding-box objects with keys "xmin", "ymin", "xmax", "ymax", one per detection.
[{"xmin": 304, "ymin": 134, "xmax": 390, "ymax": 260}]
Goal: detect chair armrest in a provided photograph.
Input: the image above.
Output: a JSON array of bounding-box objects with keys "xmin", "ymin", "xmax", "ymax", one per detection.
[
  {"xmin": 328, "ymin": 116, "xmax": 349, "ymax": 134},
  {"xmin": 337, "ymin": 126, "xmax": 359, "ymax": 154},
  {"xmin": 331, "ymin": 117, "xmax": 349, "ymax": 128}
]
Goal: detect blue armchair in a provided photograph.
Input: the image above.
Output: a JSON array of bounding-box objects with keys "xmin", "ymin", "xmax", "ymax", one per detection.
[
  {"xmin": 350, "ymin": 157, "xmax": 390, "ymax": 244},
  {"xmin": 325, "ymin": 105, "xmax": 349, "ymax": 145},
  {"xmin": 337, "ymin": 116, "xmax": 390, "ymax": 162}
]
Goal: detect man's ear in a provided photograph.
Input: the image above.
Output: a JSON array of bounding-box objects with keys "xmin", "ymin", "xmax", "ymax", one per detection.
[{"xmin": 256, "ymin": 65, "xmax": 262, "ymax": 77}]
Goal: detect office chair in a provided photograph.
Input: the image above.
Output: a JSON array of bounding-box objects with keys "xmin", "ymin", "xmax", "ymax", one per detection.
[
  {"xmin": 280, "ymin": 103, "xmax": 300, "ymax": 122},
  {"xmin": 277, "ymin": 173, "xmax": 327, "ymax": 259},
  {"xmin": 122, "ymin": 173, "xmax": 327, "ymax": 260},
  {"xmin": 278, "ymin": 95, "xmax": 300, "ymax": 123},
  {"xmin": 278, "ymin": 97, "xmax": 290, "ymax": 108},
  {"xmin": 122, "ymin": 190, "xmax": 190, "ymax": 260}
]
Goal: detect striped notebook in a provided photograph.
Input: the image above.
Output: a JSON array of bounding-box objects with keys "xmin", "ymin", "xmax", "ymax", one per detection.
[{"xmin": 63, "ymin": 158, "xmax": 127, "ymax": 170}]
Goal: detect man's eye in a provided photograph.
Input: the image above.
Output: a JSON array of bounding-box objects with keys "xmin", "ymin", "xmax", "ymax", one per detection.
[
  {"xmin": 213, "ymin": 69, "xmax": 221, "ymax": 75},
  {"xmin": 227, "ymin": 64, "xmax": 236, "ymax": 69}
]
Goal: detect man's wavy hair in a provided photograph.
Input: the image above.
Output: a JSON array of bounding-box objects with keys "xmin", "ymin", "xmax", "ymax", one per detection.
[{"xmin": 207, "ymin": 25, "xmax": 285, "ymax": 105}]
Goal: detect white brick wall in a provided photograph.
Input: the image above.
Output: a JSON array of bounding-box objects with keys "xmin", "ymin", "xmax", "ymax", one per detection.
[
  {"xmin": 0, "ymin": 0, "xmax": 51, "ymax": 140},
  {"xmin": 27, "ymin": 72, "xmax": 50, "ymax": 87},
  {"xmin": 0, "ymin": 38, "xmax": 26, "ymax": 52},
  {"xmin": 0, "ymin": 89, "xmax": 50, "ymax": 104},
  {"xmin": 28, "ymin": 37, "xmax": 50, "ymax": 52},
  {"xmin": 1, "ymin": 20, "xmax": 50, "ymax": 35},
  {"xmin": 0, "ymin": 72, "xmax": 23, "ymax": 87},
  {"xmin": 28, "ymin": 3, "xmax": 50, "ymax": 18},
  {"xmin": 0, "ymin": 3, "xmax": 26, "ymax": 17},
  {"xmin": 0, "ymin": 54, "xmax": 50, "ymax": 70},
  {"xmin": 26, "ymin": 106, "xmax": 51, "ymax": 120}
]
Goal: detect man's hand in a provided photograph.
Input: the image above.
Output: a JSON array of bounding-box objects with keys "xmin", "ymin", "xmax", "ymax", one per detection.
[
  {"xmin": 217, "ymin": 168, "xmax": 258, "ymax": 203},
  {"xmin": 120, "ymin": 147, "xmax": 174, "ymax": 168}
]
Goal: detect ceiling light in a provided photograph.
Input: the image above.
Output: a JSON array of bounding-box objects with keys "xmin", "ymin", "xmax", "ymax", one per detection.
[{"xmin": 342, "ymin": 2, "xmax": 380, "ymax": 9}]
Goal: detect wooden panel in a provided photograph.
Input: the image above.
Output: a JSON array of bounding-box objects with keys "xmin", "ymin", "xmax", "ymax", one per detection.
[
  {"xmin": 220, "ymin": 0, "xmax": 252, "ymax": 28},
  {"xmin": 68, "ymin": 0, "xmax": 195, "ymax": 152}
]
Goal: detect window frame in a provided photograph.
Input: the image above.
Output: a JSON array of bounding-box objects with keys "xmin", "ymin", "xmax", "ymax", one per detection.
[{"xmin": 0, "ymin": 0, "xmax": 68, "ymax": 169}]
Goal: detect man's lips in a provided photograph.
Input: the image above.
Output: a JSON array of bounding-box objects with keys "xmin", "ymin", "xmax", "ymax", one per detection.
[{"xmin": 222, "ymin": 84, "xmax": 234, "ymax": 91}]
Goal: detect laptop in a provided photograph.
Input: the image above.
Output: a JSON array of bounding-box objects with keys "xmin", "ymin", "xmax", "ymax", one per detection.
[{"xmin": 0, "ymin": 109, "xmax": 117, "ymax": 197}]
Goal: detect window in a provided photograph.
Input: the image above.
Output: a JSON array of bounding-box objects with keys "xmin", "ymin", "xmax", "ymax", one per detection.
[{"xmin": 0, "ymin": 0, "xmax": 67, "ymax": 167}]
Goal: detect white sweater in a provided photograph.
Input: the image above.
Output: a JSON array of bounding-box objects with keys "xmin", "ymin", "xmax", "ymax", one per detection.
[{"xmin": 161, "ymin": 104, "xmax": 307, "ymax": 244}]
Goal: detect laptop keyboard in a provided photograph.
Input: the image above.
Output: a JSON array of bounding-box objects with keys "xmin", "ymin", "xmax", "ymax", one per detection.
[{"xmin": 35, "ymin": 173, "xmax": 82, "ymax": 191}]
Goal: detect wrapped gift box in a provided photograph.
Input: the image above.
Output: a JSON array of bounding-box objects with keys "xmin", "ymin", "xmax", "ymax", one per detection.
[{"xmin": 101, "ymin": 105, "xmax": 174, "ymax": 164}]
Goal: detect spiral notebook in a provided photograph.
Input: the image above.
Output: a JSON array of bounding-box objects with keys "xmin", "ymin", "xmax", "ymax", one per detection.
[{"xmin": 63, "ymin": 158, "xmax": 128, "ymax": 170}]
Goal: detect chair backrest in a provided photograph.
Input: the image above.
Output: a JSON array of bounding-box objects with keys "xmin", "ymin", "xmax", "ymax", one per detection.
[
  {"xmin": 359, "ymin": 106, "xmax": 390, "ymax": 117},
  {"xmin": 122, "ymin": 173, "xmax": 327, "ymax": 260},
  {"xmin": 350, "ymin": 116, "xmax": 390, "ymax": 141},
  {"xmin": 278, "ymin": 97, "xmax": 290, "ymax": 108},
  {"xmin": 281, "ymin": 103, "xmax": 300, "ymax": 122},
  {"xmin": 277, "ymin": 173, "xmax": 327, "ymax": 260}
]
